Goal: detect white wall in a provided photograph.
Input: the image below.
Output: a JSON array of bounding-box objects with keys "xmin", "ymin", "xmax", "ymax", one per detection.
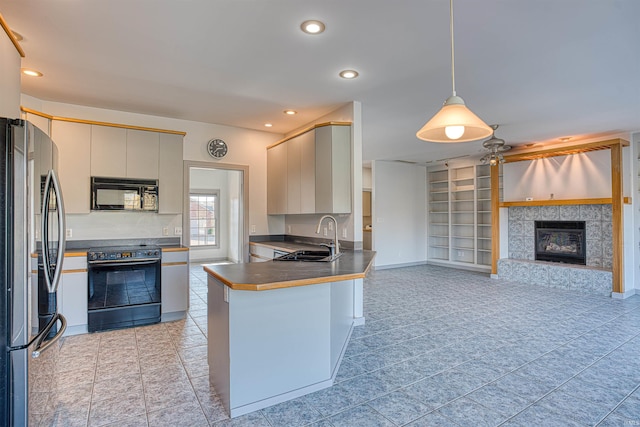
[
  {"xmin": 372, "ymin": 160, "xmax": 427, "ymax": 268},
  {"xmin": 503, "ymin": 150, "xmax": 612, "ymax": 201},
  {"xmin": 0, "ymin": 30, "xmax": 21, "ymax": 118},
  {"xmin": 20, "ymin": 96, "xmax": 282, "ymax": 242}
]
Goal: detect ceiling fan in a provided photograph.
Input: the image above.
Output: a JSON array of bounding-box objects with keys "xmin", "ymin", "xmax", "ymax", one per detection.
[{"xmin": 480, "ymin": 125, "xmax": 512, "ymax": 165}]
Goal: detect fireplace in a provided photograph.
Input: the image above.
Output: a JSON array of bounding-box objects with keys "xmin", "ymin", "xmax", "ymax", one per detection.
[{"xmin": 535, "ymin": 221, "xmax": 586, "ymax": 265}]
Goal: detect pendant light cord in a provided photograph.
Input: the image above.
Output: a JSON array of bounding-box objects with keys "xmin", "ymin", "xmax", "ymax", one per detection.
[{"xmin": 450, "ymin": 0, "xmax": 456, "ymax": 97}]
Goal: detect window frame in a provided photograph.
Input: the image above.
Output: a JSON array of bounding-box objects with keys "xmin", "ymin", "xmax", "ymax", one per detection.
[{"xmin": 189, "ymin": 189, "xmax": 220, "ymax": 248}]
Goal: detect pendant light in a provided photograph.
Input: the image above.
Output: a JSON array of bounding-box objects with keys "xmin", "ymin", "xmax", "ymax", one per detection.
[
  {"xmin": 416, "ymin": 0, "xmax": 493, "ymax": 143},
  {"xmin": 479, "ymin": 125, "xmax": 511, "ymax": 165}
]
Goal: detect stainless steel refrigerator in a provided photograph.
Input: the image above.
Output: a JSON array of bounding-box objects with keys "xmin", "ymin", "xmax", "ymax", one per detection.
[{"xmin": 1, "ymin": 118, "xmax": 67, "ymax": 426}]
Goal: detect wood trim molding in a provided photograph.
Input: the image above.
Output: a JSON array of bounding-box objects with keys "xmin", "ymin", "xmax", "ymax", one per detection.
[
  {"xmin": 162, "ymin": 262, "xmax": 188, "ymax": 267},
  {"xmin": 62, "ymin": 269, "xmax": 87, "ymax": 274},
  {"xmin": 503, "ymin": 138, "xmax": 629, "ymax": 163},
  {"xmin": 499, "ymin": 197, "xmax": 631, "ymax": 207},
  {"xmin": 611, "ymin": 144, "xmax": 624, "ymax": 294},
  {"xmin": 20, "ymin": 107, "xmax": 187, "ymax": 136},
  {"xmin": 490, "ymin": 164, "xmax": 500, "ymax": 275},
  {"xmin": 162, "ymin": 247, "xmax": 189, "ymax": 252},
  {"xmin": 0, "ymin": 13, "xmax": 25, "ymax": 57},
  {"xmin": 267, "ymin": 121, "xmax": 352, "ymax": 149}
]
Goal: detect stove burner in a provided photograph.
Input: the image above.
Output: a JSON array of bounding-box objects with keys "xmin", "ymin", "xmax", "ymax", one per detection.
[{"xmin": 87, "ymin": 245, "xmax": 161, "ymax": 262}]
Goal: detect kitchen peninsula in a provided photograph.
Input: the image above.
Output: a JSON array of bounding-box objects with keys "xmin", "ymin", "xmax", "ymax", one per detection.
[{"xmin": 204, "ymin": 250, "xmax": 375, "ymax": 417}]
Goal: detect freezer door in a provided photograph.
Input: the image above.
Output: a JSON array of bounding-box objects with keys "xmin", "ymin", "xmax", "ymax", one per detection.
[
  {"xmin": 41, "ymin": 169, "xmax": 66, "ymax": 293},
  {"xmin": 9, "ymin": 120, "xmax": 28, "ymax": 348}
]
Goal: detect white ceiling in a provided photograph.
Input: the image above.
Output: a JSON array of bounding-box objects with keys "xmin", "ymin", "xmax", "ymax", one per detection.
[{"xmin": 3, "ymin": 0, "xmax": 640, "ymax": 164}]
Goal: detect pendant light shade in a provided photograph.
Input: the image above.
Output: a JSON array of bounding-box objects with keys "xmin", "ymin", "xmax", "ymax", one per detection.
[
  {"xmin": 416, "ymin": 0, "xmax": 493, "ymax": 143},
  {"xmin": 416, "ymin": 95, "xmax": 493, "ymax": 143}
]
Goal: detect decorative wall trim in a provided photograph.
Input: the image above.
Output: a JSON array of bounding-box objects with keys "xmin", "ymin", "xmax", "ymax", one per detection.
[
  {"xmin": 0, "ymin": 12, "xmax": 25, "ymax": 57},
  {"xmin": 500, "ymin": 197, "xmax": 631, "ymax": 207},
  {"xmin": 20, "ymin": 107, "xmax": 187, "ymax": 136},
  {"xmin": 503, "ymin": 138, "xmax": 629, "ymax": 163},
  {"xmin": 267, "ymin": 121, "xmax": 352, "ymax": 149}
]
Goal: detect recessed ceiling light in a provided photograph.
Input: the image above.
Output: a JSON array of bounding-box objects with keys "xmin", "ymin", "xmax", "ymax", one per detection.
[
  {"xmin": 339, "ymin": 70, "xmax": 359, "ymax": 79},
  {"xmin": 264, "ymin": 123, "xmax": 273, "ymax": 128},
  {"xmin": 559, "ymin": 137, "xmax": 572, "ymax": 141},
  {"xmin": 300, "ymin": 20, "xmax": 325, "ymax": 35},
  {"xmin": 283, "ymin": 110, "xmax": 297, "ymax": 115},
  {"xmin": 21, "ymin": 68, "xmax": 43, "ymax": 77},
  {"xmin": 11, "ymin": 31, "xmax": 23, "ymax": 41}
]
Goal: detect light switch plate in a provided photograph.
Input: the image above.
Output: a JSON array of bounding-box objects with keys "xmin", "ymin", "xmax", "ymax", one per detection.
[{"xmin": 174, "ymin": 227, "xmax": 182, "ymax": 235}]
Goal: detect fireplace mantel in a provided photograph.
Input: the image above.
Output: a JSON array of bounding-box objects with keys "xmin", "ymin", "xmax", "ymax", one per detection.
[
  {"xmin": 490, "ymin": 138, "xmax": 628, "ymax": 295},
  {"xmin": 499, "ymin": 197, "xmax": 631, "ymax": 208}
]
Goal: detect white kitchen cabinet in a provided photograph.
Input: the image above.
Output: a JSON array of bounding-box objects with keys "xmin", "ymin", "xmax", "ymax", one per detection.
[
  {"xmin": 249, "ymin": 243, "xmax": 279, "ymax": 262},
  {"xmin": 267, "ymin": 142, "xmax": 288, "ymax": 214},
  {"xmin": 161, "ymin": 249, "xmax": 189, "ymax": 320},
  {"xmin": 267, "ymin": 123, "xmax": 351, "ymax": 215},
  {"xmin": 51, "ymin": 121, "xmax": 92, "ymax": 214},
  {"xmin": 286, "ymin": 130, "xmax": 316, "ymax": 214},
  {"xmin": 126, "ymin": 129, "xmax": 159, "ymax": 179},
  {"xmin": 91, "ymin": 125, "xmax": 127, "ymax": 177},
  {"xmin": 315, "ymin": 125, "xmax": 351, "ymax": 214},
  {"xmin": 57, "ymin": 255, "xmax": 88, "ymax": 335},
  {"xmin": 158, "ymin": 133, "xmax": 184, "ymax": 214}
]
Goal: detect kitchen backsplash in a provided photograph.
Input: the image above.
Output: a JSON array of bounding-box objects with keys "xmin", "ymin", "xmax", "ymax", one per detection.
[{"xmin": 65, "ymin": 212, "xmax": 182, "ymax": 241}]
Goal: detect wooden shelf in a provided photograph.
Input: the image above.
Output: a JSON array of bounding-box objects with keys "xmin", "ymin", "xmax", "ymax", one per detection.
[{"xmin": 499, "ymin": 197, "xmax": 631, "ymax": 207}]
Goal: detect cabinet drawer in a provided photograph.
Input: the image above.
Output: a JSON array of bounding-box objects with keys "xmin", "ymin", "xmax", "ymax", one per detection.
[{"xmin": 162, "ymin": 249, "xmax": 189, "ymax": 264}]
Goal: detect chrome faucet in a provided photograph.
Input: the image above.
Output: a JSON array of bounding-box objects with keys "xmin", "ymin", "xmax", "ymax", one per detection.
[{"xmin": 316, "ymin": 215, "xmax": 340, "ymax": 258}]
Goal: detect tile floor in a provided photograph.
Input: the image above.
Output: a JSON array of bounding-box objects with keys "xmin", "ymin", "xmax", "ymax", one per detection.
[{"xmin": 30, "ymin": 264, "xmax": 640, "ymax": 426}]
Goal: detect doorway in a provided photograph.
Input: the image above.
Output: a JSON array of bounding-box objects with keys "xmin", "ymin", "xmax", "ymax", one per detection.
[{"xmin": 183, "ymin": 161, "xmax": 249, "ymax": 263}]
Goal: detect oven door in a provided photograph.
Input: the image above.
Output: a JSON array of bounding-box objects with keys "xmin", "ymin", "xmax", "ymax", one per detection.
[{"xmin": 87, "ymin": 259, "xmax": 161, "ymax": 332}]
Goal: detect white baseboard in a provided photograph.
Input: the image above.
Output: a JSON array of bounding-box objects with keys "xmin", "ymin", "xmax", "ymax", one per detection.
[
  {"xmin": 374, "ymin": 260, "xmax": 428, "ymax": 270},
  {"xmin": 612, "ymin": 289, "xmax": 638, "ymax": 299}
]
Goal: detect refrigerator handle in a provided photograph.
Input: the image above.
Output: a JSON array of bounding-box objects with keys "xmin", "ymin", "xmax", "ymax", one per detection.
[
  {"xmin": 41, "ymin": 169, "xmax": 66, "ymax": 293},
  {"xmin": 31, "ymin": 313, "xmax": 67, "ymax": 358}
]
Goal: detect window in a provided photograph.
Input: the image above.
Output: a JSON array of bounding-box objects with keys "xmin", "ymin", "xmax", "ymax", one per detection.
[{"xmin": 189, "ymin": 190, "xmax": 219, "ymax": 247}]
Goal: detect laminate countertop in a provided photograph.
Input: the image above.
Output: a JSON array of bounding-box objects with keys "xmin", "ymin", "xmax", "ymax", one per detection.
[{"xmin": 204, "ymin": 250, "xmax": 376, "ymax": 291}]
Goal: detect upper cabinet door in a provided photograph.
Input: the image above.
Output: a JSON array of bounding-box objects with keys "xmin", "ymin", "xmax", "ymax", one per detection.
[
  {"xmin": 299, "ymin": 130, "xmax": 316, "ymax": 214},
  {"xmin": 267, "ymin": 142, "xmax": 287, "ymax": 214},
  {"xmin": 315, "ymin": 125, "xmax": 351, "ymax": 214},
  {"xmin": 51, "ymin": 121, "xmax": 91, "ymax": 214},
  {"xmin": 286, "ymin": 134, "xmax": 302, "ymax": 214},
  {"xmin": 158, "ymin": 133, "xmax": 183, "ymax": 214},
  {"xmin": 91, "ymin": 125, "xmax": 126, "ymax": 177},
  {"xmin": 126, "ymin": 129, "xmax": 159, "ymax": 179}
]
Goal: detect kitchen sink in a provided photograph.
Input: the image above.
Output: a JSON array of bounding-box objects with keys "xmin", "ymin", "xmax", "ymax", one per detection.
[{"xmin": 274, "ymin": 250, "xmax": 342, "ymax": 262}]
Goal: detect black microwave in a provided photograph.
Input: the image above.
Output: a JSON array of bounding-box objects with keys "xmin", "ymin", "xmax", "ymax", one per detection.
[{"xmin": 91, "ymin": 177, "xmax": 159, "ymax": 212}]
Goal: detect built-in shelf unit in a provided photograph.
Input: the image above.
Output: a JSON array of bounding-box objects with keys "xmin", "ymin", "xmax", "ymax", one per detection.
[{"xmin": 428, "ymin": 164, "xmax": 501, "ymax": 271}]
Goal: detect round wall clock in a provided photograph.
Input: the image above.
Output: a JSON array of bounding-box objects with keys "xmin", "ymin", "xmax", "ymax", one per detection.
[{"xmin": 207, "ymin": 138, "xmax": 228, "ymax": 159}]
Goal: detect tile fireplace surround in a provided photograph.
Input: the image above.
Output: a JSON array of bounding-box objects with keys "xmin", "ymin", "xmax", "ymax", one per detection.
[{"xmin": 498, "ymin": 204, "xmax": 613, "ymax": 296}]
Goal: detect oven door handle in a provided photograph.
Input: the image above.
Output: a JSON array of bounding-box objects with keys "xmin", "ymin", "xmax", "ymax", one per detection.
[{"xmin": 88, "ymin": 258, "xmax": 161, "ymax": 267}]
